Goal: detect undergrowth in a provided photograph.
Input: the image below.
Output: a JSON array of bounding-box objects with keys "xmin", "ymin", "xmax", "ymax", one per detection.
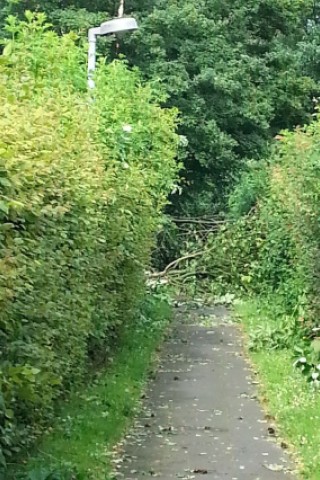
[
  {"xmin": 236, "ymin": 299, "xmax": 320, "ymax": 479},
  {"xmin": 6, "ymin": 293, "xmax": 172, "ymax": 480},
  {"xmin": 196, "ymin": 115, "xmax": 320, "ymax": 366}
]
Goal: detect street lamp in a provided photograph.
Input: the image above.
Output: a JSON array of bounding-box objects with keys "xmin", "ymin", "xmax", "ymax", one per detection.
[{"xmin": 88, "ymin": 17, "xmax": 139, "ymax": 89}]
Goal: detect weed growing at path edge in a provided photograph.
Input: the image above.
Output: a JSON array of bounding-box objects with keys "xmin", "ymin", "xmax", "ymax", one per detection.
[{"xmin": 236, "ymin": 300, "xmax": 320, "ymax": 480}]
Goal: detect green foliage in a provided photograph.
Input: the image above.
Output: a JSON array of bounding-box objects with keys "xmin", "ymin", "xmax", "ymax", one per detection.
[
  {"xmin": 10, "ymin": 294, "xmax": 171, "ymax": 480},
  {"xmin": 237, "ymin": 299, "xmax": 320, "ymax": 479},
  {"xmin": 0, "ymin": 1, "xmax": 114, "ymax": 33},
  {"xmin": 1, "ymin": 1, "xmax": 319, "ymax": 215},
  {"xmin": 0, "ymin": 0, "xmax": 152, "ymax": 36},
  {"xmin": 244, "ymin": 302, "xmax": 301, "ymax": 351},
  {"xmin": 201, "ymin": 115, "xmax": 320, "ymax": 308},
  {"xmin": 123, "ymin": 0, "xmax": 318, "ymax": 212},
  {"xmin": 200, "ymin": 109, "xmax": 320, "ymax": 379},
  {"xmin": 22, "ymin": 466, "xmax": 77, "ymax": 480},
  {"xmin": 294, "ymin": 342, "xmax": 320, "ymax": 387},
  {"xmin": 0, "ymin": 14, "xmax": 178, "ymax": 468},
  {"xmin": 228, "ymin": 161, "xmax": 269, "ymax": 220}
]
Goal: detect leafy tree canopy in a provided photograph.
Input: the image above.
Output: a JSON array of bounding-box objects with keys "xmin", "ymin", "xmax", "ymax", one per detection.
[
  {"xmin": 1, "ymin": 0, "xmax": 319, "ymax": 213},
  {"xmin": 123, "ymin": 0, "xmax": 318, "ymax": 212}
]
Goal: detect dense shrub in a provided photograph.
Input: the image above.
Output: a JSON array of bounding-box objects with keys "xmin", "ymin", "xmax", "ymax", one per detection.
[
  {"xmin": 0, "ymin": 13, "xmax": 178, "ymax": 466},
  {"xmin": 202, "ymin": 119, "xmax": 320, "ymax": 323}
]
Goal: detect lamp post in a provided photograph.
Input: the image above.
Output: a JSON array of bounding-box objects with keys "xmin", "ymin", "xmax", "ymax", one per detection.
[{"xmin": 87, "ymin": 17, "xmax": 138, "ymax": 89}]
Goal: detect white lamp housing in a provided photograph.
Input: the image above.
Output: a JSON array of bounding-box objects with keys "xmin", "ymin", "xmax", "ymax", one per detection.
[
  {"xmin": 100, "ymin": 17, "xmax": 138, "ymax": 35},
  {"xmin": 88, "ymin": 17, "xmax": 139, "ymax": 89}
]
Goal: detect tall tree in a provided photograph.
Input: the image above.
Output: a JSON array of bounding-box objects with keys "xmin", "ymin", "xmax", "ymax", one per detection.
[
  {"xmin": 1, "ymin": 0, "xmax": 318, "ymax": 213},
  {"xmin": 121, "ymin": 0, "xmax": 317, "ymax": 213}
]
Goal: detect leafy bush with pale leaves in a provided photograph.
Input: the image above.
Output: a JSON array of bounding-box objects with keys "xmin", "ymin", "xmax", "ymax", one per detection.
[{"xmin": 0, "ymin": 12, "xmax": 178, "ymax": 467}]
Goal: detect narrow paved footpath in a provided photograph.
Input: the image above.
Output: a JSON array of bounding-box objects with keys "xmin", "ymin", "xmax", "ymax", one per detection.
[{"xmin": 114, "ymin": 304, "xmax": 295, "ymax": 479}]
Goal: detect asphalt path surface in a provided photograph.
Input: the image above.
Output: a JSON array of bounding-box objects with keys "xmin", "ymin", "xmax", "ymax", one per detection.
[{"xmin": 114, "ymin": 304, "xmax": 294, "ymax": 480}]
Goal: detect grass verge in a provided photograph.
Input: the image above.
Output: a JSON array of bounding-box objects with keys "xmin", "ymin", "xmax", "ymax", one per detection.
[
  {"xmin": 8, "ymin": 295, "xmax": 171, "ymax": 480},
  {"xmin": 235, "ymin": 299, "xmax": 320, "ymax": 480}
]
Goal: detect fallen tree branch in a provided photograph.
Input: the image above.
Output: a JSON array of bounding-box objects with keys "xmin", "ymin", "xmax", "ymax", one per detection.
[
  {"xmin": 149, "ymin": 250, "xmax": 206, "ymax": 278},
  {"xmin": 148, "ymin": 246, "xmax": 219, "ymax": 279},
  {"xmin": 172, "ymin": 217, "xmax": 227, "ymax": 225},
  {"xmin": 175, "ymin": 227, "xmax": 220, "ymax": 234}
]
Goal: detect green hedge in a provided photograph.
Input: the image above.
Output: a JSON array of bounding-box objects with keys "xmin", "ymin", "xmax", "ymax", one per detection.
[{"xmin": 0, "ymin": 13, "xmax": 178, "ymax": 467}]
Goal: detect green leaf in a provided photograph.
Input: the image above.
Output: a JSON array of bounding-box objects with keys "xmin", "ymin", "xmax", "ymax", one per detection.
[
  {"xmin": 0, "ymin": 448, "xmax": 6, "ymax": 468},
  {"xmin": 0, "ymin": 201, "xmax": 9, "ymax": 214},
  {"xmin": 311, "ymin": 339, "xmax": 320, "ymax": 354},
  {"xmin": 5, "ymin": 409, "xmax": 14, "ymax": 419},
  {"xmin": 0, "ymin": 178, "xmax": 11, "ymax": 188},
  {"xmin": 2, "ymin": 42, "xmax": 13, "ymax": 57}
]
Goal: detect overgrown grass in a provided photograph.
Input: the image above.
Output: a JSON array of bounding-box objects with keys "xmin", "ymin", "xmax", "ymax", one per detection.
[
  {"xmin": 7, "ymin": 295, "xmax": 171, "ymax": 480},
  {"xmin": 236, "ymin": 299, "xmax": 320, "ymax": 480}
]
